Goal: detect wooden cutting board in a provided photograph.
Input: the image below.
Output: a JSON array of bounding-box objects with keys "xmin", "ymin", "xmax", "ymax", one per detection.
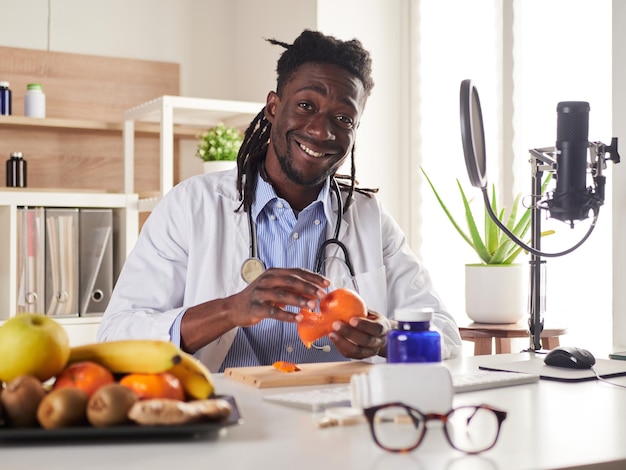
[{"xmin": 223, "ymin": 361, "xmax": 373, "ymax": 388}]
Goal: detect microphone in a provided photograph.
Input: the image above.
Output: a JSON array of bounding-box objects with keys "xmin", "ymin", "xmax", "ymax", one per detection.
[{"xmin": 547, "ymin": 101, "xmax": 591, "ymax": 225}]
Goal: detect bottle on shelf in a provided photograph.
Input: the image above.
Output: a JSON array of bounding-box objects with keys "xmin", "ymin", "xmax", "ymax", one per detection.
[
  {"xmin": 386, "ymin": 307, "xmax": 442, "ymax": 363},
  {"xmin": 24, "ymin": 83, "xmax": 45, "ymax": 118},
  {"xmin": 0, "ymin": 81, "xmax": 11, "ymax": 115},
  {"xmin": 6, "ymin": 151, "xmax": 27, "ymax": 187}
]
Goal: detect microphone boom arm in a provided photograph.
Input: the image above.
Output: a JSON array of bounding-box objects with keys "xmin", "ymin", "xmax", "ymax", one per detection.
[
  {"xmin": 458, "ymin": 80, "xmax": 620, "ymax": 351},
  {"xmin": 480, "ymin": 140, "xmax": 618, "ymax": 350}
]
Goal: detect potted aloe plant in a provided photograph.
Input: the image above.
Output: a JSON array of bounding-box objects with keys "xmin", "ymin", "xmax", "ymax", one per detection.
[
  {"xmin": 421, "ymin": 167, "xmax": 553, "ymax": 323},
  {"xmin": 196, "ymin": 123, "xmax": 243, "ymax": 174}
]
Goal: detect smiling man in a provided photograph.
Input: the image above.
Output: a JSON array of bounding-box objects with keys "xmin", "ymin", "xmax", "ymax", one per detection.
[{"xmin": 98, "ymin": 30, "xmax": 462, "ymax": 372}]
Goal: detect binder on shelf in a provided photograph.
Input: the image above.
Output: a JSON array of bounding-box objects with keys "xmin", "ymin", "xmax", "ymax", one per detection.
[
  {"xmin": 16, "ymin": 207, "xmax": 46, "ymax": 314},
  {"xmin": 45, "ymin": 208, "xmax": 79, "ymax": 317},
  {"xmin": 79, "ymin": 209, "xmax": 113, "ymax": 316}
]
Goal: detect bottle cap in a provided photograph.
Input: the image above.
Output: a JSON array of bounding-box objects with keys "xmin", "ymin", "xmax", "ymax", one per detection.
[
  {"xmin": 27, "ymin": 83, "xmax": 43, "ymax": 91},
  {"xmin": 10, "ymin": 152, "xmax": 23, "ymax": 159},
  {"xmin": 395, "ymin": 307, "xmax": 434, "ymax": 322},
  {"xmin": 0, "ymin": 81, "xmax": 9, "ymax": 88}
]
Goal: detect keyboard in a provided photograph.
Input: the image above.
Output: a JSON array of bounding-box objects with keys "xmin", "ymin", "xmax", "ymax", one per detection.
[
  {"xmin": 262, "ymin": 369, "xmax": 539, "ymax": 411},
  {"xmin": 264, "ymin": 387, "xmax": 352, "ymax": 412},
  {"xmin": 452, "ymin": 369, "xmax": 539, "ymax": 393}
]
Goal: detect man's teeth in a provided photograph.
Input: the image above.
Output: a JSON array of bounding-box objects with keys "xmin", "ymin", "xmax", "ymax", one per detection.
[{"xmin": 299, "ymin": 143, "xmax": 325, "ymax": 158}]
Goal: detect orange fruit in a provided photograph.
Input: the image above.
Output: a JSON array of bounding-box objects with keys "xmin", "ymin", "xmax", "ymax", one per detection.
[
  {"xmin": 52, "ymin": 361, "xmax": 115, "ymax": 397},
  {"xmin": 297, "ymin": 288, "xmax": 367, "ymax": 348},
  {"xmin": 297, "ymin": 309, "xmax": 332, "ymax": 348},
  {"xmin": 119, "ymin": 372, "xmax": 185, "ymax": 401},
  {"xmin": 319, "ymin": 287, "xmax": 367, "ymax": 316},
  {"xmin": 273, "ymin": 361, "xmax": 301, "ymax": 373}
]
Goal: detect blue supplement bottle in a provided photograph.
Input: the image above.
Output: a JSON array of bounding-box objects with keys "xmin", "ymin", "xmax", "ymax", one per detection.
[
  {"xmin": 0, "ymin": 81, "xmax": 11, "ymax": 115},
  {"xmin": 387, "ymin": 308, "xmax": 441, "ymax": 363}
]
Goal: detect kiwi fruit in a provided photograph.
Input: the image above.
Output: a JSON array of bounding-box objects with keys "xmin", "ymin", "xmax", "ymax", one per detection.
[
  {"xmin": 1, "ymin": 375, "xmax": 47, "ymax": 427},
  {"xmin": 37, "ymin": 387, "xmax": 89, "ymax": 429},
  {"xmin": 87, "ymin": 383, "xmax": 138, "ymax": 427}
]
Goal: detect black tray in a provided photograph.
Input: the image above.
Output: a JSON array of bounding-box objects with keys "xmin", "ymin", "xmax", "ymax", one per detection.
[{"xmin": 0, "ymin": 395, "xmax": 241, "ymax": 443}]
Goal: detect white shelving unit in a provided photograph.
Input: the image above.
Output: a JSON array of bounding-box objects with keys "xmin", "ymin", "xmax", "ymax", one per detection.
[
  {"xmin": 0, "ymin": 189, "xmax": 138, "ymax": 345},
  {"xmin": 123, "ymin": 95, "xmax": 263, "ymax": 212}
]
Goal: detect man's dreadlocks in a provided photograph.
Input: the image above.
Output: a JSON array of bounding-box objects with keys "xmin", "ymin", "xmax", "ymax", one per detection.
[{"xmin": 236, "ymin": 30, "xmax": 378, "ymax": 213}]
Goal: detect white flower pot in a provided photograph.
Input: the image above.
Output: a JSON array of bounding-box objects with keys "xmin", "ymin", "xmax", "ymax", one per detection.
[
  {"xmin": 203, "ymin": 160, "xmax": 236, "ymax": 174},
  {"xmin": 465, "ymin": 264, "xmax": 527, "ymax": 324}
]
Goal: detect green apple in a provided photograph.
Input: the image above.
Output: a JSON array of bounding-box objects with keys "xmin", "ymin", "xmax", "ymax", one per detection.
[{"xmin": 0, "ymin": 314, "xmax": 70, "ymax": 383}]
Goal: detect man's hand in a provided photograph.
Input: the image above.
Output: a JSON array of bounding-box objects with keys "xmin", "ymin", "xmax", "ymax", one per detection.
[
  {"xmin": 180, "ymin": 268, "xmax": 330, "ymax": 354},
  {"xmin": 225, "ymin": 267, "xmax": 330, "ymax": 327},
  {"xmin": 328, "ymin": 311, "xmax": 393, "ymax": 359}
]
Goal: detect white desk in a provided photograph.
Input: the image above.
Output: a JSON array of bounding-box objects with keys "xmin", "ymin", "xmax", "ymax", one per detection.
[{"xmin": 2, "ymin": 353, "xmax": 626, "ymax": 470}]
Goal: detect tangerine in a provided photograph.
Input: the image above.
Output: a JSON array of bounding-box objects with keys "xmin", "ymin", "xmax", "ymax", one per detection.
[
  {"xmin": 53, "ymin": 361, "xmax": 115, "ymax": 397},
  {"xmin": 119, "ymin": 372, "xmax": 185, "ymax": 401},
  {"xmin": 297, "ymin": 288, "xmax": 367, "ymax": 348}
]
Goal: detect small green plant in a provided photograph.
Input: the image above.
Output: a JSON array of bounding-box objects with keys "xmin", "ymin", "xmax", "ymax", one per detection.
[
  {"xmin": 421, "ymin": 167, "xmax": 553, "ymax": 265},
  {"xmin": 196, "ymin": 123, "xmax": 243, "ymax": 162}
]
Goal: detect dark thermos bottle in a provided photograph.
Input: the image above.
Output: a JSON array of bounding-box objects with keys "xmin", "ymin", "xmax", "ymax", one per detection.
[{"xmin": 6, "ymin": 152, "xmax": 26, "ymax": 187}]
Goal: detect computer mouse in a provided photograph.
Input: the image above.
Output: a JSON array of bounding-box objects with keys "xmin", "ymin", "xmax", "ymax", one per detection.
[{"xmin": 544, "ymin": 346, "xmax": 596, "ymax": 369}]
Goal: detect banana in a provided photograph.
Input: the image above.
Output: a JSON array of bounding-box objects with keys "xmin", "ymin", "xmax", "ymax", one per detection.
[
  {"xmin": 167, "ymin": 351, "xmax": 214, "ymax": 400},
  {"xmin": 67, "ymin": 340, "xmax": 181, "ymax": 374}
]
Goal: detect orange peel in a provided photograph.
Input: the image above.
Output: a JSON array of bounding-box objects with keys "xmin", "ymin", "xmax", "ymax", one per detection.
[{"xmin": 272, "ymin": 361, "xmax": 301, "ymax": 373}]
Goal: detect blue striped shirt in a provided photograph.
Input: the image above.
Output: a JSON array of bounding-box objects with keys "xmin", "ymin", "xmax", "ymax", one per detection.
[{"xmin": 218, "ymin": 175, "xmax": 348, "ymax": 370}]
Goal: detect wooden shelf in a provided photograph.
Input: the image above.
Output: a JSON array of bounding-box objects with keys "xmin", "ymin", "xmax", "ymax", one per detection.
[
  {"xmin": 0, "ymin": 316, "xmax": 102, "ymax": 326},
  {"xmin": 0, "ymin": 188, "xmax": 133, "ymax": 207},
  {"xmin": 0, "ymin": 115, "xmax": 201, "ymax": 137}
]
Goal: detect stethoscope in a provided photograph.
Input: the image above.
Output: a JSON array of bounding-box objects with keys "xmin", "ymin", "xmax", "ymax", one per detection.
[
  {"xmin": 240, "ymin": 178, "xmax": 356, "ymax": 352},
  {"xmin": 241, "ymin": 177, "xmax": 355, "ymax": 284}
]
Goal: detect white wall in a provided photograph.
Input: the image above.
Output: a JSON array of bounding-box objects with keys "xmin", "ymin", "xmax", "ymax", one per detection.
[
  {"xmin": 315, "ymin": 0, "xmax": 409, "ymax": 228},
  {"xmin": 2, "ymin": 0, "xmax": 201, "ymax": 94},
  {"xmin": 231, "ymin": 0, "xmax": 318, "ymax": 103},
  {"xmin": 0, "ymin": 0, "xmax": 315, "ymax": 101},
  {"xmin": 184, "ymin": 0, "xmax": 320, "ymax": 183},
  {"xmin": 0, "ymin": 0, "xmax": 48, "ymax": 49}
]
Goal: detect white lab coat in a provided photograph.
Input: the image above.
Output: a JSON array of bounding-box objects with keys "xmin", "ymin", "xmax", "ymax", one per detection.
[{"xmin": 98, "ymin": 168, "xmax": 462, "ymax": 372}]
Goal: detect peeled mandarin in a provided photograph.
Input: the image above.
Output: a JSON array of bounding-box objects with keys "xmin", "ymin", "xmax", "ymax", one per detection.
[{"xmin": 297, "ymin": 288, "xmax": 367, "ymax": 348}]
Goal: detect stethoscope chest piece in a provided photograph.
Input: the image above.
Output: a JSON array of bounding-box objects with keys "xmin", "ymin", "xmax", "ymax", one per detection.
[
  {"xmin": 241, "ymin": 257, "xmax": 265, "ymax": 284},
  {"xmin": 241, "ymin": 177, "xmax": 353, "ymax": 284}
]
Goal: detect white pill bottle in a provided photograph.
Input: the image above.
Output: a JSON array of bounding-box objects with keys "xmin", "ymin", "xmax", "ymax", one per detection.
[{"xmin": 24, "ymin": 83, "xmax": 46, "ymax": 118}]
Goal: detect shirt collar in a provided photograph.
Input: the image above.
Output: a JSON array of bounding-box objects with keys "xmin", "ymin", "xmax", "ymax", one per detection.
[{"xmin": 250, "ymin": 171, "xmax": 333, "ymax": 222}]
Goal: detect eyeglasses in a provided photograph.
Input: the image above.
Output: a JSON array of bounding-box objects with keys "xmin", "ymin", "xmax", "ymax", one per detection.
[{"xmin": 363, "ymin": 402, "xmax": 507, "ymax": 454}]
